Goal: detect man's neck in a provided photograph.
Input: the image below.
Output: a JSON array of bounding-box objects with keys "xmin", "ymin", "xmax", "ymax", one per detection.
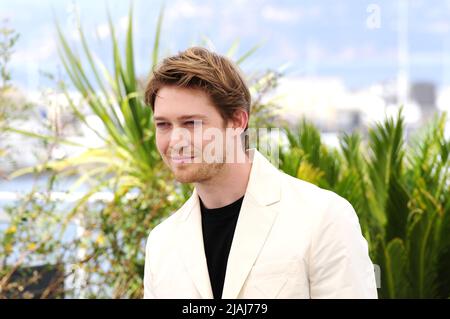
[{"xmin": 195, "ymin": 152, "xmax": 252, "ymax": 209}]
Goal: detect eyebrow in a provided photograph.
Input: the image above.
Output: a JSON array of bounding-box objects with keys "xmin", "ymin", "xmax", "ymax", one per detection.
[{"xmin": 153, "ymin": 114, "xmax": 208, "ymax": 121}]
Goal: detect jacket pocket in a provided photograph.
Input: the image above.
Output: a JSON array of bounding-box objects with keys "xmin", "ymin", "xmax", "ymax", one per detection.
[
  {"xmin": 249, "ymin": 260, "xmax": 298, "ymax": 279},
  {"xmin": 243, "ymin": 260, "xmax": 309, "ymax": 298}
]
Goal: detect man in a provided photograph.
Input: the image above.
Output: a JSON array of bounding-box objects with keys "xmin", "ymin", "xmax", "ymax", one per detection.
[{"xmin": 143, "ymin": 47, "xmax": 378, "ymax": 299}]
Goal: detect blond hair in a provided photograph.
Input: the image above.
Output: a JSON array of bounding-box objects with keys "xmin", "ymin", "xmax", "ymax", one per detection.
[{"xmin": 145, "ymin": 47, "xmax": 251, "ymax": 131}]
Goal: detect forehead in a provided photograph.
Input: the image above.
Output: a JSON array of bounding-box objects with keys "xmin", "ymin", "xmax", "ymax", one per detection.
[{"xmin": 153, "ymin": 86, "xmax": 218, "ymax": 119}]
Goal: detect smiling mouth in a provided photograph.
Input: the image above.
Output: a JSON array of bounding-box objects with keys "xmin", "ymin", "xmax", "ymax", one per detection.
[{"xmin": 170, "ymin": 156, "xmax": 195, "ymax": 164}]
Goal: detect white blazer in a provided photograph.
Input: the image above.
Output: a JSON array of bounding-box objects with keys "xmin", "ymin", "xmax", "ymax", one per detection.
[{"xmin": 144, "ymin": 149, "xmax": 378, "ymax": 299}]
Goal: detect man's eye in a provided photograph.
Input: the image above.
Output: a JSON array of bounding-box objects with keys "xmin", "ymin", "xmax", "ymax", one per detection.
[
  {"xmin": 184, "ymin": 120, "xmax": 202, "ymax": 127},
  {"xmin": 156, "ymin": 122, "xmax": 169, "ymax": 129}
]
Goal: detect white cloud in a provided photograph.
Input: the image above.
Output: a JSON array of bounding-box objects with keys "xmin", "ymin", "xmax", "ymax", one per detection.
[
  {"xmin": 119, "ymin": 16, "xmax": 129, "ymax": 30},
  {"xmin": 166, "ymin": 0, "xmax": 213, "ymax": 21},
  {"xmin": 12, "ymin": 34, "xmax": 56, "ymax": 64},
  {"xmin": 261, "ymin": 5, "xmax": 300, "ymax": 23},
  {"xmin": 95, "ymin": 15, "xmax": 129, "ymax": 40},
  {"xmin": 96, "ymin": 23, "xmax": 110, "ymax": 39},
  {"xmin": 437, "ymin": 86, "xmax": 450, "ymax": 113},
  {"xmin": 230, "ymin": 0, "xmax": 249, "ymax": 6},
  {"xmin": 261, "ymin": 4, "xmax": 321, "ymax": 23}
]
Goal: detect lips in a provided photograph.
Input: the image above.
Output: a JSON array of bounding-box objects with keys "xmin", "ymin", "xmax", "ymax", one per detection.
[{"xmin": 170, "ymin": 156, "xmax": 195, "ymax": 164}]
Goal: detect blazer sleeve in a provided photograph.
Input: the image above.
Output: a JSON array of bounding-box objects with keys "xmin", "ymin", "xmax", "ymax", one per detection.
[
  {"xmin": 143, "ymin": 230, "xmax": 157, "ymax": 299},
  {"xmin": 308, "ymin": 195, "xmax": 378, "ymax": 299}
]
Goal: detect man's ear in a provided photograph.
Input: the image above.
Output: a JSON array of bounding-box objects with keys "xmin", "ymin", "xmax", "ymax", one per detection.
[{"xmin": 230, "ymin": 109, "xmax": 249, "ymax": 134}]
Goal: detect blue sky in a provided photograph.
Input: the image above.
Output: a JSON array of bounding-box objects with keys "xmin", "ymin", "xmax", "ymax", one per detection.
[{"xmin": 2, "ymin": 0, "xmax": 450, "ymax": 91}]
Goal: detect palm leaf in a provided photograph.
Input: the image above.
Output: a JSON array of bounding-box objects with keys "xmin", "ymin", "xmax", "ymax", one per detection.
[
  {"xmin": 406, "ymin": 210, "xmax": 439, "ymax": 298},
  {"xmin": 375, "ymin": 237, "xmax": 410, "ymax": 298}
]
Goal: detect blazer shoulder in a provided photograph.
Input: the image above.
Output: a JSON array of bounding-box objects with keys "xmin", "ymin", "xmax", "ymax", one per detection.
[
  {"xmin": 146, "ymin": 194, "xmax": 195, "ymax": 247},
  {"xmin": 279, "ymin": 170, "xmax": 356, "ymax": 220}
]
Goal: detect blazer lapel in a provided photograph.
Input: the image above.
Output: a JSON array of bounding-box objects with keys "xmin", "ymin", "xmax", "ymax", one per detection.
[
  {"xmin": 177, "ymin": 190, "xmax": 214, "ymax": 299},
  {"xmin": 221, "ymin": 149, "xmax": 282, "ymax": 299},
  {"xmin": 175, "ymin": 149, "xmax": 281, "ymax": 299}
]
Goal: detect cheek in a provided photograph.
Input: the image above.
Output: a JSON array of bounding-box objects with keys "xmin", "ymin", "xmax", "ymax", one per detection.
[{"xmin": 155, "ymin": 132, "xmax": 168, "ymax": 155}]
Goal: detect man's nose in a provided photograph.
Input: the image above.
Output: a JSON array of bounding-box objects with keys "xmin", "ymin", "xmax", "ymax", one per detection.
[{"xmin": 169, "ymin": 127, "xmax": 191, "ymax": 149}]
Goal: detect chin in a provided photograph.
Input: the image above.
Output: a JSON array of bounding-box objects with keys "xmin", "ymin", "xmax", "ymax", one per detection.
[
  {"xmin": 171, "ymin": 167, "xmax": 196, "ymax": 183},
  {"xmin": 174, "ymin": 176, "xmax": 195, "ymax": 184},
  {"xmin": 169, "ymin": 162, "xmax": 223, "ymax": 184},
  {"xmin": 173, "ymin": 172, "xmax": 202, "ymax": 184}
]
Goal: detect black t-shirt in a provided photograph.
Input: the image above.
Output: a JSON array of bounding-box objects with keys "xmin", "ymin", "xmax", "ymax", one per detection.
[{"xmin": 200, "ymin": 195, "xmax": 244, "ymax": 299}]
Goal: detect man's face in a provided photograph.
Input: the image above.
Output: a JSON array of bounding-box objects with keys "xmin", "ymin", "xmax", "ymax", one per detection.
[{"xmin": 153, "ymin": 86, "xmax": 231, "ymax": 183}]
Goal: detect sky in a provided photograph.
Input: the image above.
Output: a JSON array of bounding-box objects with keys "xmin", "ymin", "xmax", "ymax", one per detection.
[{"xmin": 2, "ymin": 0, "xmax": 450, "ymax": 91}]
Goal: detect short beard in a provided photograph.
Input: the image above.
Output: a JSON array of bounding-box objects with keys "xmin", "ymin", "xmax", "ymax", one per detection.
[{"xmin": 173, "ymin": 162, "xmax": 225, "ymax": 183}]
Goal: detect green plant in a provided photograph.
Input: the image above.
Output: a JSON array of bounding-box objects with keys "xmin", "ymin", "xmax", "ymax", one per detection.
[
  {"xmin": 280, "ymin": 110, "xmax": 450, "ymax": 298},
  {"xmin": 0, "ymin": 19, "xmax": 19, "ymax": 90},
  {"xmin": 0, "ymin": 21, "xmax": 23, "ymax": 178},
  {"xmin": 0, "ymin": 173, "xmax": 78, "ymax": 299}
]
